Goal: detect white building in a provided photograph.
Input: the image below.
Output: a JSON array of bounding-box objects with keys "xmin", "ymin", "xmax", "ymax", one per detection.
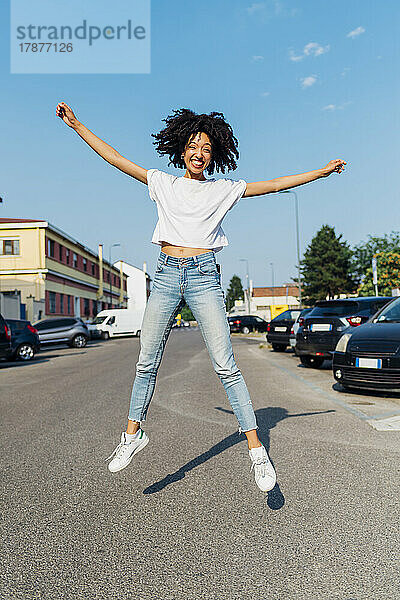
[
  {"xmin": 114, "ymin": 260, "xmax": 151, "ymax": 313},
  {"xmin": 229, "ymin": 284, "xmax": 300, "ymax": 321}
]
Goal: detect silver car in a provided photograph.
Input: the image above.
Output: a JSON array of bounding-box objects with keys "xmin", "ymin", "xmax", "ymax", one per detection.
[
  {"xmin": 33, "ymin": 317, "xmax": 89, "ymax": 348},
  {"xmin": 289, "ymin": 308, "xmax": 313, "ymax": 353}
]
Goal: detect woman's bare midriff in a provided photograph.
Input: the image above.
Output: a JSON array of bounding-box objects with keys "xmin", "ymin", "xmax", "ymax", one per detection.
[{"xmin": 160, "ymin": 242, "xmax": 213, "ymax": 257}]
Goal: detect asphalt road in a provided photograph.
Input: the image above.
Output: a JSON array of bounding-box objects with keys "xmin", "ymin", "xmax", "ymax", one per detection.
[{"xmin": 1, "ymin": 331, "xmax": 399, "ymax": 600}]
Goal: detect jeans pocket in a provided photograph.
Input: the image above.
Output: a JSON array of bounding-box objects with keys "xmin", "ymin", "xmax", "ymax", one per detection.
[
  {"xmin": 197, "ymin": 261, "xmax": 218, "ymax": 276},
  {"xmin": 155, "ymin": 258, "xmax": 164, "ymax": 273}
]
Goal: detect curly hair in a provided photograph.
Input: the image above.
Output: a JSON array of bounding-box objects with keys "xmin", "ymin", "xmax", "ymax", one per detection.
[{"xmin": 151, "ymin": 108, "xmax": 240, "ymax": 175}]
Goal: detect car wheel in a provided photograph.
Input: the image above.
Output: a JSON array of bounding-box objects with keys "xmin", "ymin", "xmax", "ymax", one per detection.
[
  {"xmin": 15, "ymin": 343, "xmax": 35, "ymax": 361},
  {"xmin": 300, "ymin": 355, "xmax": 324, "ymax": 368},
  {"xmin": 71, "ymin": 334, "xmax": 88, "ymax": 348},
  {"xmin": 101, "ymin": 331, "xmax": 110, "ymax": 340},
  {"xmin": 242, "ymin": 326, "xmax": 250, "ymax": 334},
  {"xmin": 272, "ymin": 343, "xmax": 287, "ymax": 352}
]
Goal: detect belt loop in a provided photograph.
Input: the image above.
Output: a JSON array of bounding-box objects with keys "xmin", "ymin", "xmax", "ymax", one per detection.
[{"xmin": 193, "ymin": 254, "xmax": 198, "ymax": 265}]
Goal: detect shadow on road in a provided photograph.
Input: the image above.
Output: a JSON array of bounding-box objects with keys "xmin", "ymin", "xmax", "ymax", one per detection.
[
  {"xmin": 332, "ymin": 381, "xmax": 400, "ymax": 400},
  {"xmin": 0, "ymin": 356, "xmax": 53, "ymax": 368},
  {"xmin": 143, "ymin": 406, "xmax": 334, "ymax": 509}
]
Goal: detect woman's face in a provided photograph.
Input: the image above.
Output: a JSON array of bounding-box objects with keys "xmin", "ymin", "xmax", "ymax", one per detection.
[{"xmin": 182, "ymin": 132, "xmax": 212, "ymax": 175}]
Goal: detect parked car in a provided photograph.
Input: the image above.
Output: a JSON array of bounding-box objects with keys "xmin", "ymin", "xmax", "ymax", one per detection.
[
  {"xmin": 332, "ymin": 296, "xmax": 400, "ymax": 391},
  {"xmin": 0, "ymin": 313, "xmax": 11, "ymax": 359},
  {"xmin": 266, "ymin": 309, "xmax": 301, "ymax": 351},
  {"xmin": 228, "ymin": 315, "xmax": 269, "ymax": 334},
  {"xmin": 5, "ymin": 319, "xmax": 40, "ymax": 361},
  {"xmin": 33, "ymin": 317, "xmax": 89, "ymax": 348},
  {"xmin": 289, "ymin": 308, "xmax": 313, "ymax": 353},
  {"xmin": 88, "ymin": 309, "xmax": 143, "ymax": 340},
  {"xmin": 296, "ymin": 296, "xmax": 394, "ymax": 368}
]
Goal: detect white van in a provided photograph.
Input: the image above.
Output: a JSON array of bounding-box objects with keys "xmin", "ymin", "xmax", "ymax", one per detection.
[{"xmin": 88, "ymin": 309, "xmax": 143, "ymax": 340}]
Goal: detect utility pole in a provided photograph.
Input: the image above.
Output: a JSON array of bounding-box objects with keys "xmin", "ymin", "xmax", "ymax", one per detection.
[
  {"xmin": 239, "ymin": 258, "xmax": 251, "ymax": 313},
  {"xmin": 109, "ymin": 243, "xmax": 120, "ymax": 308},
  {"xmin": 270, "ymin": 262, "xmax": 275, "ymax": 305},
  {"xmin": 278, "ymin": 190, "xmax": 302, "ymax": 308}
]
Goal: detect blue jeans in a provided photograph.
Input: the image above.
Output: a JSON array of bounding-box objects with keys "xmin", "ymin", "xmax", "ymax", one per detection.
[{"xmin": 128, "ymin": 251, "xmax": 258, "ymax": 433}]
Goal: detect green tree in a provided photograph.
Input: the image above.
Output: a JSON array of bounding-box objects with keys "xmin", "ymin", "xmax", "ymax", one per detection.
[
  {"xmin": 180, "ymin": 303, "xmax": 194, "ymax": 321},
  {"xmin": 352, "ymin": 232, "xmax": 400, "ymax": 284},
  {"xmin": 358, "ymin": 252, "xmax": 400, "ymax": 296},
  {"xmin": 225, "ymin": 275, "xmax": 244, "ymax": 311},
  {"xmin": 300, "ymin": 224, "xmax": 356, "ymax": 305}
]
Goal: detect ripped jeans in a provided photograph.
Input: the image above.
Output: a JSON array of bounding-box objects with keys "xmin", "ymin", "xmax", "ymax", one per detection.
[{"xmin": 128, "ymin": 250, "xmax": 258, "ymax": 433}]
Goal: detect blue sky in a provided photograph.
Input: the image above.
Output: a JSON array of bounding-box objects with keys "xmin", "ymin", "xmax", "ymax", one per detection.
[{"xmin": 1, "ymin": 0, "xmax": 399, "ymax": 290}]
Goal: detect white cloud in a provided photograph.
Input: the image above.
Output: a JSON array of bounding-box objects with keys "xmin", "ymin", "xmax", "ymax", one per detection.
[
  {"xmin": 347, "ymin": 26, "xmax": 365, "ymax": 38},
  {"xmin": 322, "ymin": 101, "xmax": 352, "ymax": 111},
  {"xmin": 247, "ymin": 2, "xmax": 265, "ymax": 15},
  {"xmin": 246, "ymin": 1, "xmax": 299, "ymax": 18},
  {"xmin": 341, "ymin": 67, "xmax": 351, "ymax": 77},
  {"xmin": 260, "ymin": 91, "xmax": 270, "ymax": 97},
  {"xmin": 289, "ymin": 50, "xmax": 303, "ymax": 62},
  {"xmin": 289, "ymin": 42, "xmax": 330, "ymax": 62},
  {"xmin": 301, "ymin": 75, "xmax": 317, "ymax": 88},
  {"xmin": 252, "ymin": 55, "xmax": 265, "ymax": 62}
]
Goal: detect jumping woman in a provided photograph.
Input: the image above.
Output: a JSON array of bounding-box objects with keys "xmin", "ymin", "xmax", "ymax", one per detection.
[{"xmin": 56, "ymin": 102, "xmax": 346, "ymax": 492}]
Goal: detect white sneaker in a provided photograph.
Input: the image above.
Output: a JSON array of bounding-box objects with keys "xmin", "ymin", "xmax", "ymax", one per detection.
[
  {"xmin": 106, "ymin": 430, "xmax": 149, "ymax": 473},
  {"xmin": 249, "ymin": 444, "xmax": 276, "ymax": 492}
]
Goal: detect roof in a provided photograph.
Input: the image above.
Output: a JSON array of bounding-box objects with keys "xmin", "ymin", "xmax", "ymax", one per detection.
[
  {"xmin": 0, "ymin": 218, "xmax": 46, "ymax": 223},
  {"xmin": 252, "ymin": 286, "xmax": 299, "ymax": 298},
  {"xmin": 316, "ymin": 296, "xmax": 394, "ymax": 304}
]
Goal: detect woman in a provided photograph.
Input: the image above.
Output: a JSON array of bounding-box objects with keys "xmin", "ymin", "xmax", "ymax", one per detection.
[{"xmin": 56, "ymin": 102, "xmax": 346, "ymax": 492}]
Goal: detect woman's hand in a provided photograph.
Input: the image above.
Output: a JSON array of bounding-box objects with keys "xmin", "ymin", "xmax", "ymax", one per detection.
[
  {"xmin": 320, "ymin": 159, "xmax": 347, "ymax": 177},
  {"xmin": 56, "ymin": 102, "xmax": 79, "ymax": 129}
]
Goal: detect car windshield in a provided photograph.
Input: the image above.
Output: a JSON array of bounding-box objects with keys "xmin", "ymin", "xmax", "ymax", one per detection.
[
  {"xmin": 308, "ymin": 301, "xmax": 359, "ymax": 317},
  {"xmin": 91, "ymin": 316, "xmax": 107, "ymax": 324},
  {"xmin": 374, "ymin": 297, "xmax": 400, "ymax": 322}
]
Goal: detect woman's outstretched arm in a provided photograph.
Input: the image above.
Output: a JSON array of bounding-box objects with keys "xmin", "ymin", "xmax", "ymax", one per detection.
[
  {"xmin": 55, "ymin": 102, "xmax": 148, "ymax": 184},
  {"xmin": 242, "ymin": 159, "xmax": 346, "ymax": 198}
]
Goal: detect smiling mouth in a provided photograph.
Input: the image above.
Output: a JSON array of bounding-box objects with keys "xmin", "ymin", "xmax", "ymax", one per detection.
[{"xmin": 191, "ymin": 159, "xmax": 204, "ymax": 167}]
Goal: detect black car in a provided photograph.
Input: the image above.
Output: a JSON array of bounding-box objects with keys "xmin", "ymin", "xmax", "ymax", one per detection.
[
  {"xmin": 228, "ymin": 315, "xmax": 269, "ymax": 334},
  {"xmin": 296, "ymin": 297, "xmax": 394, "ymax": 368},
  {"xmin": 5, "ymin": 319, "xmax": 40, "ymax": 361},
  {"xmin": 0, "ymin": 313, "xmax": 11, "ymax": 359},
  {"xmin": 34, "ymin": 317, "xmax": 89, "ymax": 348},
  {"xmin": 333, "ymin": 296, "xmax": 400, "ymax": 390},
  {"xmin": 266, "ymin": 309, "xmax": 301, "ymax": 351}
]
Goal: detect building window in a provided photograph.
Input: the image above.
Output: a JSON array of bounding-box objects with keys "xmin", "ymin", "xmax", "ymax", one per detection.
[
  {"xmin": 49, "ymin": 291, "xmax": 56, "ymax": 313},
  {"xmin": 60, "ymin": 294, "xmax": 64, "ymax": 313},
  {"xmin": 66, "ymin": 248, "xmax": 70, "ymax": 265},
  {"xmin": 84, "ymin": 298, "xmax": 90, "ymax": 317},
  {"xmin": 73, "ymin": 253, "xmax": 78, "ymax": 268},
  {"xmin": 0, "ymin": 239, "xmax": 20, "ymax": 255},
  {"xmin": 59, "ymin": 244, "xmax": 63, "ymax": 261},
  {"xmin": 83, "ymin": 257, "xmax": 87, "ymax": 271},
  {"xmin": 47, "ymin": 239, "xmax": 55, "ymax": 257},
  {"xmin": 91, "ymin": 262, "xmax": 95, "ymax": 276},
  {"xmin": 67, "ymin": 295, "xmax": 71, "ymax": 314}
]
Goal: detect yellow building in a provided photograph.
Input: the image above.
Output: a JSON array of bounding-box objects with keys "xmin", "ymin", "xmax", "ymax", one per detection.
[{"xmin": 0, "ymin": 218, "xmax": 127, "ymax": 322}]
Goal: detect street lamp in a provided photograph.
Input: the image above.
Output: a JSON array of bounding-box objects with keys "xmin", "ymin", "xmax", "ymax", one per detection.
[
  {"xmin": 109, "ymin": 243, "xmax": 121, "ymax": 308},
  {"xmin": 278, "ymin": 190, "xmax": 302, "ymax": 308},
  {"xmin": 270, "ymin": 262, "xmax": 275, "ymax": 305},
  {"xmin": 239, "ymin": 258, "xmax": 251, "ymax": 313}
]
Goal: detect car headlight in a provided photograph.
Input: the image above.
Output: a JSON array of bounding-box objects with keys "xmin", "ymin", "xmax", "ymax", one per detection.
[{"xmin": 335, "ymin": 333, "xmax": 352, "ymax": 353}]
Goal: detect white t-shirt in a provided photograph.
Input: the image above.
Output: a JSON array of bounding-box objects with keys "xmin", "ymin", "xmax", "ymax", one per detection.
[{"xmin": 146, "ymin": 169, "xmax": 247, "ymax": 252}]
